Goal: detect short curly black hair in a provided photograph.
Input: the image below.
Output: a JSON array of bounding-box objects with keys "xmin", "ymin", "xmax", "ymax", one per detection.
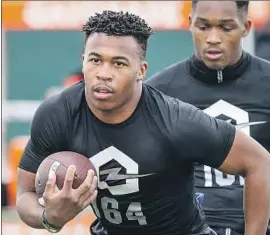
[
  {"xmin": 192, "ymin": 1, "xmax": 249, "ymax": 16},
  {"xmin": 82, "ymin": 10, "xmax": 154, "ymax": 59}
]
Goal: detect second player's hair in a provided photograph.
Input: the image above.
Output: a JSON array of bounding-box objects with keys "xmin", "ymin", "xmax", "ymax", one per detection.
[{"xmin": 192, "ymin": 1, "xmax": 249, "ymax": 16}]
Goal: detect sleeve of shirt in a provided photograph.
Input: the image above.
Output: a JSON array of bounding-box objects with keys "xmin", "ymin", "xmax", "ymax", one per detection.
[
  {"xmin": 145, "ymin": 64, "xmax": 176, "ymax": 92},
  {"xmin": 19, "ymin": 96, "xmax": 69, "ymax": 173},
  {"xmin": 166, "ymin": 99, "xmax": 236, "ymax": 168}
]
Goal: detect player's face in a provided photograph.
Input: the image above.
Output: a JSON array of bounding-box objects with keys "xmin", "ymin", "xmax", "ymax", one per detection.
[
  {"xmin": 82, "ymin": 33, "xmax": 147, "ymax": 111},
  {"xmin": 189, "ymin": 1, "xmax": 251, "ymax": 69}
]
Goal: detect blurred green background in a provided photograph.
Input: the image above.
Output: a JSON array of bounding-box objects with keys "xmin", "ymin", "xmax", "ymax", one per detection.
[{"xmin": 5, "ymin": 30, "xmax": 193, "ymax": 142}]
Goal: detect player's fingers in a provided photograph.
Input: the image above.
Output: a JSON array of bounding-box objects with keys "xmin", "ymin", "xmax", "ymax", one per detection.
[
  {"xmin": 43, "ymin": 170, "xmax": 56, "ymax": 197},
  {"xmin": 80, "ymin": 175, "xmax": 97, "ymax": 202},
  {"xmin": 89, "ymin": 176, "xmax": 98, "ymax": 195},
  {"xmin": 82, "ymin": 190, "xmax": 98, "ymax": 209},
  {"xmin": 77, "ymin": 170, "xmax": 95, "ymax": 196},
  {"xmin": 62, "ymin": 165, "xmax": 76, "ymax": 194}
]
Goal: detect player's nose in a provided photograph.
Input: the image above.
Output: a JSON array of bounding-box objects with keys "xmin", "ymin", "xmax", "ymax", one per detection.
[
  {"xmin": 96, "ymin": 63, "xmax": 113, "ymax": 81},
  {"xmin": 206, "ymin": 29, "xmax": 222, "ymax": 45}
]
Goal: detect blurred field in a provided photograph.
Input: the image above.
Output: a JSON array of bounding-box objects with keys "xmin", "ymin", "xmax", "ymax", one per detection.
[{"xmin": 2, "ymin": 207, "xmax": 96, "ymax": 235}]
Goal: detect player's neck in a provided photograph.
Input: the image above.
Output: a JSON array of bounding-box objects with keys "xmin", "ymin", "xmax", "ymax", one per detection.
[
  {"xmin": 190, "ymin": 50, "xmax": 251, "ymax": 84},
  {"xmin": 228, "ymin": 48, "xmax": 244, "ymax": 67},
  {"xmin": 87, "ymin": 83, "xmax": 143, "ymax": 125}
]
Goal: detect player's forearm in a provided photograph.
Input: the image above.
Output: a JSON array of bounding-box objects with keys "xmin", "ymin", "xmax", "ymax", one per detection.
[
  {"xmin": 244, "ymin": 164, "xmax": 270, "ymax": 235},
  {"xmin": 16, "ymin": 192, "xmax": 44, "ymax": 229}
]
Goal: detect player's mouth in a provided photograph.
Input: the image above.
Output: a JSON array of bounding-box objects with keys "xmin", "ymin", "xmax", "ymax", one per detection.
[
  {"xmin": 205, "ymin": 49, "xmax": 223, "ymax": 60},
  {"xmin": 93, "ymin": 85, "xmax": 114, "ymax": 100}
]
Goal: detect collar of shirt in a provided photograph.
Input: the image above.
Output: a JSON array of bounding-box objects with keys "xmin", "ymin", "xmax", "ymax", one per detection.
[{"xmin": 188, "ymin": 51, "xmax": 251, "ymax": 84}]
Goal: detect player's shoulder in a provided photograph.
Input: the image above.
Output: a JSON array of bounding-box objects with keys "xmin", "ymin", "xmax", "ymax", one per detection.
[
  {"xmin": 144, "ymin": 83, "xmax": 198, "ymax": 119},
  {"xmin": 250, "ymin": 54, "xmax": 270, "ymax": 81},
  {"xmin": 34, "ymin": 81, "xmax": 85, "ymax": 122},
  {"xmin": 143, "ymin": 84, "xmax": 213, "ymax": 142},
  {"xmin": 59, "ymin": 80, "xmax": 85, "ymax": 109},
  {"xmin": 145, "ymin": 58, "xmax": 189, "ymax": 88}
]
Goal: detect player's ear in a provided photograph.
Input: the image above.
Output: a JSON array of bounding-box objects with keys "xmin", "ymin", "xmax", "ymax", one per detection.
[
  {"xmin": 137, "ymin": 61, "xmax": 148, "ymax": 81},
  {"xmin": 81, "ymin": 54, "xmax": 85, "ymax": 73},
  {"xmin": 189, "ymin": 15, "xmax": 192, "ymax": 30},
  {"xmin": 242, "ymin": 19, "xmax": 252, "ymax": 38}
]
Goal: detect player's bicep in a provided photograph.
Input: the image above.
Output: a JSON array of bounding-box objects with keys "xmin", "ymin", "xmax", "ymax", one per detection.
[
  {"xmin": 19, "ymin": 136, "xmax": 58, "ymax": 173},
  {"xmin": 196, "ymin": 116, "xmax": 236, "ymax": 168},
  {"xmin": 218, "ymin": 129, "xmax": 270, "ymax": 176},
  {"xmin": 17, "ymin": 168, "xmax": 36, "ymax": 196},
  {"xmin": 173, "ymin": 105, "xmax": 236, "ymax": 167},
  {"xmin": 19, "ymin": 139, "xmax": 44, "ymax": 173},
  {"xmin": 19, "ymin": 97, "xmax": 68, "ymax": 173}
]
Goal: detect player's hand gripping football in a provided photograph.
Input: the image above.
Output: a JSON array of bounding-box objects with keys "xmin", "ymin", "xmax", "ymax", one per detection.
[{"xmin": 42, "ymin": 165, "xmax": 98, "ymax": 228}]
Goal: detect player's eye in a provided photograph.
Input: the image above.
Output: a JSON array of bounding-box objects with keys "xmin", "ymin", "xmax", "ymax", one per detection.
[
  {"xmin": 222, "ymin": 27, "xmax": 233, "ymax": 32},
  {"xmin": 89, "ymin": 58, "xmax": 101, "ymax": 64},
  {"xmin": 114, "ymin": 61, "xmax": 126, "ymax": 67},
  {"xmin": 197, "ymin": 25, "xmax": 209, "ymax": 31},
  {"xmin": 219, "ymin": 25, "xmax": 234, "ymax": 32}
]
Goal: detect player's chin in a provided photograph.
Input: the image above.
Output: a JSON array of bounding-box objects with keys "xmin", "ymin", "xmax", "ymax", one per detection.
[
  {"xmin": 91, "ymin": 98, "xmax": 119, "ymax": 112},
  {"xmin": 203, "ymin": 59, "xmax": 226, "ymax": 70},
  {"xmin": 92, "ymin": 100, "xmax": 116, "ymax": 111}
]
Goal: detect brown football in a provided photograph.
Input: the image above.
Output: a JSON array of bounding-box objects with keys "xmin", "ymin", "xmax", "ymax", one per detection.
[{"xmin": 35, "ymin": 151, "xmax": 96, "ymax": 206}]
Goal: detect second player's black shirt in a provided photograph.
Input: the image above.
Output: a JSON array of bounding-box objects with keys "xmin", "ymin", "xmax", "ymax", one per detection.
[
  {"xmin": 146, "ymin": 51, "xmax": 270, "ymax": 233},
  {"xmin": 19, "ymin": 82, "xmax": 235, "ymax": 235}
]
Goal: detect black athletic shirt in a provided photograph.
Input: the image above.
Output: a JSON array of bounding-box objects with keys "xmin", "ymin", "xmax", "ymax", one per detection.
[
  {"xmin": 19, "ymin": 81, "xmax": 235, "ymax": 235},
  {"xmin": 146, "ymin": 51, "xmax": 270, "ymax": 233}
]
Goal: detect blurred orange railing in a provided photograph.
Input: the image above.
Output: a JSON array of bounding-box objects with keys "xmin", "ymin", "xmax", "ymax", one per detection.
[{"xmin": 2, "ymin": 1, "xmax": 269, "ymax": 31}]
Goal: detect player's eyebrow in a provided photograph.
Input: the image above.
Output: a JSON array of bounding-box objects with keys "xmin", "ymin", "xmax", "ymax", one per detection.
[
  {"xmin": 88, "ymin": 52, "xmax": 101, "ymax": 57},
  {"xmin": 112, "ymin": 56, "xmax": 130, "ymax": 63},
  {"xmin": 196, "ymin": 17, "xmax": 236, "ymax": 24},
  {"xmin": 220, "ymin": 19, "xmax": 236, "ymax": 23},
  {"xmin": 195, "ymin": 17, "xmax": 209, "ymax": 22},
  {"xmin": 88, "ymin": 52, "xmax": 130, "ymax": 62}
]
